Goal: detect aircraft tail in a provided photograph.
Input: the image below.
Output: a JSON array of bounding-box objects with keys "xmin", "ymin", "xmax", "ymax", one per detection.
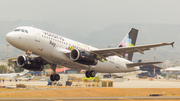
[
  {"xmin": 19, "ymin": 69, "xmax": 29, "ymax": 76},
  {"xmin": 118, "ymin": 28, "xmax": 138, "ymax": 61}
]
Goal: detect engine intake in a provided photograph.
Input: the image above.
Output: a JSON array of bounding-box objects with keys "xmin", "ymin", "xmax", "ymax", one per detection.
[
  {"xmin": 70, "ymin": 49, "xmax": 98, "ymax": 65},
  {"xmin": 17, "ymin": 55, "xmax": 27, "ymax": 67}
]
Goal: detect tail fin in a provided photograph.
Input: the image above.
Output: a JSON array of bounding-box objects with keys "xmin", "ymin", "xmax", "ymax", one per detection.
[
  {"xmin": 118, "ymin": 28, "xmax": 138, "ymax": 61},
  {"xmin": 20, "ymin": 69, "xmax": 29, "ymax": 76}
]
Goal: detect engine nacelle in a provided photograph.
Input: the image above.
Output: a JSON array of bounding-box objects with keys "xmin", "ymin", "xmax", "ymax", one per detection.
[
  {"xmin": 70, "ymin": 49, "xmax": 98, "ymax": 65},
  {"xmin": 17, "ymin": 55, "xmax": 28, "ymax": 67},
  {"xmin": 22, "ymin": 64, "xmax": 44, "ymax": 71},
  {"xmin": 17, "ymin": 55, "xmax": 44, "ymax": 71}
]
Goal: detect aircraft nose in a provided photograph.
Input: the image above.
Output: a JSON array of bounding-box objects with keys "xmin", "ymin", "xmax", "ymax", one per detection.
[{"xmin": 6, "ymin": 32, "xmax": 15, "ymax": 43}]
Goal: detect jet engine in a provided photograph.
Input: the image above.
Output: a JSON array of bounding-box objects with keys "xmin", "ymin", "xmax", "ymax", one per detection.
[
  {"xmin": 70, "ymin": 49, "xmax": 98, "ymax": 65},
  {"xmin": 17, "ymin": 55, "xmax": 44, "ymax": 71}
]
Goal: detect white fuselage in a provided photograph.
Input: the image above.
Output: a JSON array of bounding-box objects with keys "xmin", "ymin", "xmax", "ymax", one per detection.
[
  {"xmin": 6, "ymin": 26, "xmax": 139, "ymax": 73},
  {"xmin": 0, "ymin": 74, "xmax": 15, "ymax": 79},
  {"xmin": 0, "ymin": 71, "xmax": 28, "ymax": 80}
]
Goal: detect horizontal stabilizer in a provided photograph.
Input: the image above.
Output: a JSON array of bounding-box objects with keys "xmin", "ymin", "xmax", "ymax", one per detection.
[{"xmin": 126, "ymin": 61, "xmax": 162, "ymax": 68}]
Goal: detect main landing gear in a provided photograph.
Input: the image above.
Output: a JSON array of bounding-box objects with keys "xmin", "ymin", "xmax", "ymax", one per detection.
[
  {"xmin": 50, "ymin": 64, "xmax": 60, "ymax": 81},
  {"xmin": 85, "ymin": 70, "xmax": 96, "ymax": 78},
  {"xmin": 50, "ymin": 74, "xmax": 60, "ymax": 81}
]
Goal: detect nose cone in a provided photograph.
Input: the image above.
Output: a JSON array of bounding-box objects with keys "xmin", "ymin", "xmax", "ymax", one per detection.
[{"xmin": 6, "ymin": 32, "xmax": 14, "ymax": 43}]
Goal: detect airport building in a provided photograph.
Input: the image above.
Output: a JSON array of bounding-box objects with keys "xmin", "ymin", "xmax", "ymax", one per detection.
[
  {"xmin": 138, "ymin": 65, "xmax": 162, "ymax": 77},
  {"xmin": 161, "ymin": 66, "xmax": 180, "ymax": 79}
]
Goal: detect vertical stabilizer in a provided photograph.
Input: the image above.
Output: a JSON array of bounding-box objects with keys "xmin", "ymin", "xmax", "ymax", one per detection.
[
  {"xmin": 118, "ymin": 28, "xmax": 138, "ymax": 61},
  {"xmin": 20, "ymin": 69, "xmax": 29, "ymax": 76}
]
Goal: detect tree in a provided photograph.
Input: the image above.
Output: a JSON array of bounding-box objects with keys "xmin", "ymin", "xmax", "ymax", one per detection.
[
  {"xmin": 44, "ymin": 64, "xmax": 64, "ymax": 69},
  {"xmin": 8, "ymin": 58, "xmax": 23, "ymax": 73},
  {"xmin": 0, "ymin": 65, "xmax": 10, "ymax": 73},
  {"xmin": 44, "ymin": 64, "xmax": 50, "ymax": 69}
]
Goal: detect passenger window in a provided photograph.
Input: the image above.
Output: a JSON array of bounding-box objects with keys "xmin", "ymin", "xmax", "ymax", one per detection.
[
  {"xmin": 14, "ymin": 29, "xmax": 20, "ymax": 31},
  {"xmin": 21, "ymin": 29, "xmax": 24, "ymax": 32},
  {"xmin": 25, "ymin": 30, "xmax": 28, "ymax": 33}
]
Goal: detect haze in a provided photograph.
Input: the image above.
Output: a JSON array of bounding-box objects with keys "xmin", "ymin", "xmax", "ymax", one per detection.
[
  {"xmin": 0, "ymin": 0, "xmax": 179, "ymax": 64},
  {"xmin": 1, "ymin": 0, "xmax": 180, "ymax": 34}
]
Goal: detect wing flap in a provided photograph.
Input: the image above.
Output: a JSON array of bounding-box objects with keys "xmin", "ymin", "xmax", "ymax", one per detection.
[{"xmin": 126, "ymin": 61, "xmax": 162, "ymax": 68}]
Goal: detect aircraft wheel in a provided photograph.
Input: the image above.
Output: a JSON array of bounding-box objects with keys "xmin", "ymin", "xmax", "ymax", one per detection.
[
  {"xmin": 55, "ymin": 74, "xmax": 60, "ymax": 81},
  {"xmin": 85, "ymin": 71, "xmax": 90, "ymax": 78},
  {"xmin": 90, "ymin": 70, "xmax": 96, "ymax": 77},
  {"xmin": 50, "ymin": 74, "xmax": 55, "ymax": 81}
]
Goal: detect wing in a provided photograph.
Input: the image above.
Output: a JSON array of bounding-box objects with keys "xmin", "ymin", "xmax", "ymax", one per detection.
[
  {"xmin": 34, "ymin": 57, "xmax": 49, "ymax": 65},
  {"xmin": 91, "ymin": 42, "xmax": 174, "ymax": 60},
  {"xmin": 126, "ymin": 61, "xmax": 162, "ymax": 68}
]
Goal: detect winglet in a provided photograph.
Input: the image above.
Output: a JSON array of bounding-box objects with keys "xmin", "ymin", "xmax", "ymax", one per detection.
[{"xmin": 171, "ymin": 42, "xmax": 175, "ymax": 47}]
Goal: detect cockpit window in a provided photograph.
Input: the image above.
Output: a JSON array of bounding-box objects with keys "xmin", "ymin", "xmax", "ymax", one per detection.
[
  {"xmin": 14, "ymin": 29, "xmax": 20, "ymax": 31},
  {"xmin": 14, "ymin": 29, "xmax": 28, "ymax": 33},
  {"xmin": 21, "ymin": 29, "xmax": 24, "ymax": 32},
  {"xmin": 25, "ymin": 30, "xmax": 28, "ymax": 33}
]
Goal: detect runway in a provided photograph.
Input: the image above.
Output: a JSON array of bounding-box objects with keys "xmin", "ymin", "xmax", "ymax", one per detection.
[
  {"xmin": 0, "ymin": 96, "xmax": 180, "ymax": 101},
  {"xmin": 1, "ymin": 78, "xmax": 180, "ymax": 88},
  {"xmin": 113, "ymin": 79, "xmax": 180, "ymax": 88},
  {"xmin": 1, "ymin": 78, "xmax": 180, "ymax": 101}
]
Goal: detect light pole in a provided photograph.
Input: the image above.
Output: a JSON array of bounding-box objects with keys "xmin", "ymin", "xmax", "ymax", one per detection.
[
  {"xmin": 154, "ymin": 48, "xmax": 156, "ymax": 77},
  {"xmin": 7, "ymin": 44, "xmax": 9, "ymax": 74},
  {"xmin": 64, "ymin": 67, "xmax": 65, "ymax": 74}
]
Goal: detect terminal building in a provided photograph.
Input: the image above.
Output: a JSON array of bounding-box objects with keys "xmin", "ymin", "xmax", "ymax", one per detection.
[{"xmin": 139, "ymin": 65, "xmax": 180, "ymax": 79}]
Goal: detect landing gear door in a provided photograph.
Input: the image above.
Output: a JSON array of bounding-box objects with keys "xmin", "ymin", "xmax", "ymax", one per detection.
[{"xmin": 34, "ymin": 29, "xmax": 41, "ymax": 42}]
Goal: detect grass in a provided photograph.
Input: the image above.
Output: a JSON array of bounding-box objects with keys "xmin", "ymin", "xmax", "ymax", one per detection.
[
  {"xmin": 0, "ymin": 88, "xmax": 27, "ymax": 92},
  {"xmin": 0, "ymin": 88, "xmax": 180, "ymax": 98}
]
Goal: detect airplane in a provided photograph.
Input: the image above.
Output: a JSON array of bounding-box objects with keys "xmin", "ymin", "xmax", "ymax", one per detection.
[
  {"xmin": 17, "ymin": 75, "xmax": 34, "ymax": 81},
  {"xmin": 5, "ymin": 26, "xmax": 174, "ymax": 81},
  {"xmin": 0, "ymin": 69, "xmax": 29, "ymax": 81}
]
